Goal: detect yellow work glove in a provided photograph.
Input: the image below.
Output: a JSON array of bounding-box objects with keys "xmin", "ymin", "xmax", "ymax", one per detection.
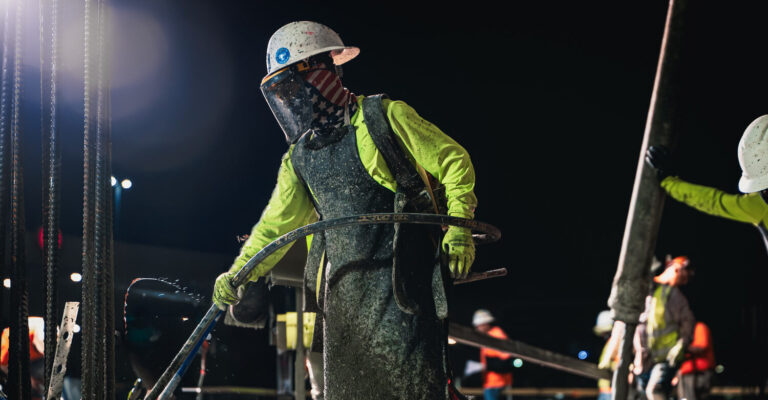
[
  {"xmin": 213, "ymin": 271, "xmax": 240, "ymax": 311},
  {"xmin": 666, "ymin": 338, "xmax": 685, "ymax": 366},
  {"xmin": 442, "ymin": 225, "xmax": 475, "ymax": 279}
]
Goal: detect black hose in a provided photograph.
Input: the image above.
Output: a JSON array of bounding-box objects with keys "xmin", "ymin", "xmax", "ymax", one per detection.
[{"xmin": 145, "ymin": 212, "xmax": 500, "ymax": 399}]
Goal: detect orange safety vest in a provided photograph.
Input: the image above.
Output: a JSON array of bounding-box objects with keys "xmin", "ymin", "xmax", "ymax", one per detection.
[
  {"xmin": 1, "ymin": 317, "xmax": 45, "ymax": 366},
  {"xmin": 481, "ymin": 326, "xmax": 513, "ymax": 389},
  {"xmin": 679, "ymin": 322, "xmax": 715, "ymax": 375}
]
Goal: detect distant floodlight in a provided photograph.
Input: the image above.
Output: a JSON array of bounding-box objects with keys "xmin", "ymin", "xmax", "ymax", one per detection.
[
  {"xmin": 121, "ymin": 179, "xmax": 133, "ymax": 189},
  {"xmin": 70, "ymin": 272, "xmax": 82, "ymax": 282},
  {"xmin": 111, "ymin": 176, "xmax": 117, "ymax": 187},
  {"xmin": 73, "ymin": 324, "xmax": 81, "ymax": 333},
  {"xmin": 182, "ymin": 317, "xmax": 189, "ymax": 322},
  {"xmin": 448, "ymin": 338, "xmax": 457, "ymax": 345},
  {"xmin": 577, "ymin": 350, "xmax": 588, "ymax": 360},
  {"xmin": 513, "ymin": 358, "xmax": 523, "ymax": 368},
  {"xmin": 2, "ymin": 278, "xmax": 9, "ymax": 288}
]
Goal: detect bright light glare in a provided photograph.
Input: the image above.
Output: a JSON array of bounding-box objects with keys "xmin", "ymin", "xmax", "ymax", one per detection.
[
  {"xmin": 73, "ymin": 324, "xmax": 81, "ymax": 333},
  {"xmin": 70, "ymin": 272, "xmax": 82, "ymax": 282},
  {"xmin": 2, "ymin": 278, "xmax": 9, "ymax": 288},
  {"xmin": 447, "ymin": 338, "xmax": 457, "ymax": 345},
  {"xmin": 121, "ymin": 179, "xmax": 133, "ymax": 189},
  {"xmin": 111, "ymin": 176, "xmax": 117, "ymax": 186},
  {"xmin": 182, "ymin": 317, "xmax": 189, "ymax": 322},
  {"xmin": 513, "ymin": 358, "xmax": 523, "ymax": 368},
  {"xmin": 577, "ymin": 350, "xmax": 588, "ymax": 360}
]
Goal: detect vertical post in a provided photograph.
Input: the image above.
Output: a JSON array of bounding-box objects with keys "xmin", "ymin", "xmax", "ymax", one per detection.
[
  {"xmin": 607, "ymin": 1, "xmax": 688, "ymax": 399},
  {"xmin": 40, "ymin": 0, "xmax": 61, "ymax": 391},
  {"xmin": 7, "ymin": 0, "xmax": 30, "ymax": 397},
  {"xmin": 81, "ymin": 0, "xmax": 97, "ymax": 397},
  {"xmin": 0, "ymin": 0, "xmax": 14, "ymax": 332},
  {"xmin": 294, "ymin": 288, "xmax": 305, "ymax": 400}
]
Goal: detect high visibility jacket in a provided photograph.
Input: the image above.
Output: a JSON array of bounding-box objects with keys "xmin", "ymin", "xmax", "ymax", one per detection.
[
  {"xmin": 661, "ymin": 176, "xmax": 768, "ymax": 226},
  {"xmin": 679, "ymin": 322, "xmax": 715, "ymax": 375},
  {"xmin": 230, "ymin": 96, "xmax": 477, "ymax": 280},
  {"xmin": 1, "ymin": 316, "xmax": 45, "ymax": 366},
  {"xmin": 644, "ymin": 284, "xmax": 694, "ymax": 363},
  {"xmin": 481, "ymin": 326, "xmax": 513, "ymax": 389}
]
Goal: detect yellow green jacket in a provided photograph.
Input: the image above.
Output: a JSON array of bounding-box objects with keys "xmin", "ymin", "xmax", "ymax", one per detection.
[
  {"xmin": 661, "ymin": 176, "xmax": 768, "ymax": 226},
  {"xmin": 231, "ymin": 96, "xmax": 478, "ymax": 280}
]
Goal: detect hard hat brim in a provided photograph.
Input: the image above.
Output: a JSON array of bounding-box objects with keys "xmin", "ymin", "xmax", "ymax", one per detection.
[
  {"xmin": 330, "ymin": 46, "xmax": 360, "ymax": 66},
  {"xmin": 738, "ymin": 174, "xmax": 768, "ymax": 193}
]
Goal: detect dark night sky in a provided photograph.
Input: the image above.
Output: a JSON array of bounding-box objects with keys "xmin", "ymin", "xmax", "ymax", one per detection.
[{"xmin": 10, "ymin": 0, "xmax": 768, "ymax": 389}]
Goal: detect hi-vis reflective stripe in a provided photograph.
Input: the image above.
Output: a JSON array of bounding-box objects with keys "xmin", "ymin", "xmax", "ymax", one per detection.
[{"xmin": 647, "ymin": 285, "xmax": 679, "ymax": 361}]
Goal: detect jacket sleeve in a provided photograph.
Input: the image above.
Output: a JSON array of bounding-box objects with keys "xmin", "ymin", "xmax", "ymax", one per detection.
[
  {"xmin": 661, "ymin": 176, "xmax": 768, "ymax": 225},
  {"xmin": 668, "ymin": 287, "xmax": 695, "ymax": 347},
  {"xmin": 229, "ymin": 149, "xmax": 317, "ymax": 281},
  {"xmin": 385, "ymin": 100, "xmax": 478, "ymax": 219}
]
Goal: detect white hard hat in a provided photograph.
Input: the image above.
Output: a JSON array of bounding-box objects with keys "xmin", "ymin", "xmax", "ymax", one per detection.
[
  {"xmin": 265, "ymin": 21, "xmax": 360, "ymax": 75},
  {"xmin": 472, "ymin": 309, "xmax": 495, "ymax": 327},
  {"xmin": 593, "ymin": 310, "xmax": 613, "ymax": 336},
  {"xmin": 738, "ymin": 115, "xmax": 768, "ymax": 193}
]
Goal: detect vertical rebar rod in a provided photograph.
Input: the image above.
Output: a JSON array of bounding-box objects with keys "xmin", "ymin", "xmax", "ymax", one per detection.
[
  {"xmin": 7, "ymin": 0, "xmax": 30, "ymax": 397},
  {"xmin": 94, "ymin": 0, "xmax": 114, "ymax": 396},
  {"xmin": 0, "ymin": 0, "xmax": 14, "ymax": 332},
  {"xmin": 294, "ymin": 288, "xmax": 305, "ymax": 400},
  {"xmin": 607, "ymin": 0, "xmax": 688, "ymax": 399},
  {"xmin": 40, "ymin": 0, "xmax": 60, "ymax": 391},
  {"xmin": 81, "ymin": 0, "xmax": 97, "ymax": 397}
]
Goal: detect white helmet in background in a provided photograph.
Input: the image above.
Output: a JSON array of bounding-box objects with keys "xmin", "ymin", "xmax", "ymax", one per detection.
[
  {"xmin": 738, "ymin": 114, "xmax": 768, "ymax": 193},
  {"xmin": 472, "ymin": 309, "xmax": 495, "ymax": 327},
  {"xmin": 265, "ymin": 21, "xmax": 360, "ymax": 75},
  {"xmin": 593, "ymin": 310, "xmax": 613, "ymax": 336}
]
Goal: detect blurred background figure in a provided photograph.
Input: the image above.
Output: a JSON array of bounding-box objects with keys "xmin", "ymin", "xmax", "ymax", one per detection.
[
  {"xmin": 1, "ymin": 317, "xmax": 45, "ymax": 400},
  {"xmin": 635, "ymin": 256, "xmax": 695, "ymax": 400},
  {"xmin": 473, "ymin": 309, "xmax": 513, "ymax": 400},
  {"xmin": 594, "ymin": 310, "xmax": 621, "ymax": 400},
  {"xmin": 676, "ymin": 322, "xmax": 715, "ymax": 400}
]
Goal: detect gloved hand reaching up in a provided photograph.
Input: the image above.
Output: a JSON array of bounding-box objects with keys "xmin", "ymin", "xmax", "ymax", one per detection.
[
  {"xmin": 645, "ymin": 145, "xmax": 676, "ymax": 180},
  {"xmin": 442, "ymin": 226, "xmax": 475, "ymax": 279}
]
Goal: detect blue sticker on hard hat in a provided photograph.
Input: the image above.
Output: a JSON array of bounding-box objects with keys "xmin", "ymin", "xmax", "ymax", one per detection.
[{"xmin": 276, "ymin": 47, "xmax": 290, "ymax": 65}]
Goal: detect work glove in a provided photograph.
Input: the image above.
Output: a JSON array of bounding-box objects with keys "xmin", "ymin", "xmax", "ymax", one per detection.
[
  {"xmin": 666, "ymin": 338, "xmax": 685, "ymax": 366},
  {"xmin": 442, "ymin": 226, "xmax": 475, "ymax": 279},
  {"xmin": 645, "ymin": 145, "xmax": 676, "ymax": 180},
  {"xmin": 213, "ymin": 271, "xmax": 240, "ymax": 311}
]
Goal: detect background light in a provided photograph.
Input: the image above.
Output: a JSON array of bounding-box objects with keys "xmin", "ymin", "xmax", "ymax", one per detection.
[
  {"xmin": 513, "ymin": 358, "xmax": 523, "ymax": 368},
  {"xmin": 2, "ymin": 279, "xmax": 9, "ymax": 288},
  {"xmin": 121, "ymin": 179, "xmax": 133, "ymax": 189},
  {"xmin": 715, "ymin": 364, "xmax": 724, "ymax": 374},
  {"xmin": 70, "ymin": 272, "xmax": 82, "ymax": 282},
  {"xmin": 577, "ymin": 350, "xmax": 588, "ymax": 360},
  {"xmin": 73, "ymin": 324, "xmax": 81, "ymax": 333},
  {"xmin": 111, "ymin": 176, "xmax": 117, "ymax": 187},
  {"xmin": 448, "ymin": 338, "xmax": 457, "ymax": 345}
]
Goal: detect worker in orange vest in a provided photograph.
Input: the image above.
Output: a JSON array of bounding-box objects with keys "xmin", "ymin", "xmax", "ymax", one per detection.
[
  {"xmin": 473, "ymin": 309, "xmax": 513, "ymax": 400},
  {"xmin": 1, "ymin": 316, "xmax": 46, "ymax": 398},
  {"xmin": 676, "ymin": 322, "xmax": 715, "ymax": 400}
]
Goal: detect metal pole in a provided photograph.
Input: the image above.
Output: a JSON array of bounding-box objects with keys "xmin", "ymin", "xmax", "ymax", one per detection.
[
  {"xmin": 7, "ymin": 0, "xmax": 30, "ymax": 397},
  {"xmin": 607, "ymin": 1, "xmax": 688, "ymax": 399},
  {"xmin": 294, "ymin": 288, "xmax": 305, "ymax": 400},
  {"xmin": 0, "ymin": 0, "xmax": 14, "ymax": 331},
  {"xmin": 81, "ymin": 0, "xmax": 98, "ymax": 397},
  {"xmin": 39, "ymin": 0, "xmax": 61, "ymax": 391}
]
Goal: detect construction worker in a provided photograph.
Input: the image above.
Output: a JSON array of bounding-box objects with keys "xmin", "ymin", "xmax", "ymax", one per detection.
[
  {"xmin": 473, "ymin": 310, "xmax": 513, "ymax": 400},
  {"xmin": 676, "ymin": 322, "xmax": 715, "ymax": 400},
  {"xmin": 212, "ymin": 21, "xmax": 477, "ymax": 399},
  {"xmin": 634, "ymin": 256, "xmax": 695, "ymax": 400},
  {"xmin": 1, "ymin": 317, "xmax": 46, "ymax": 399},
  {"xmin": 594, "ymin": 310, "xmax": 621, "ymax": 400},
  {"xmin": 645, "ymin": 115, "xmax": 768, "ymax": 250}
]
